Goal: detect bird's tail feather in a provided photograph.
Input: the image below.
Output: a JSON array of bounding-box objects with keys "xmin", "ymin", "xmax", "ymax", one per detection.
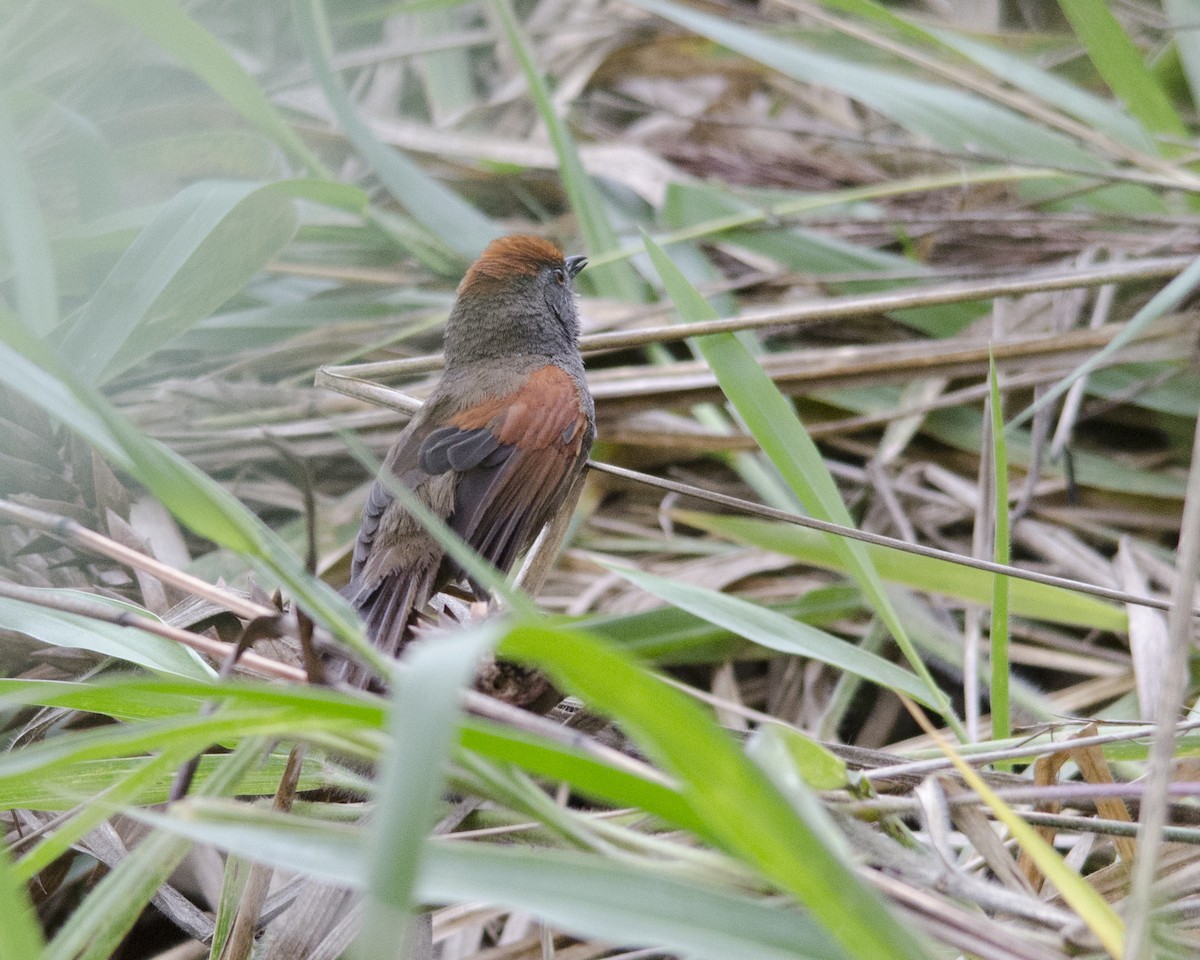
[
  {"xmin": 360, "ymin": 564, "xmax": 439, "ymax": 659},
  {"xmin": 334, "ymin": 564, "xmax": 439, "ymax": 688}
]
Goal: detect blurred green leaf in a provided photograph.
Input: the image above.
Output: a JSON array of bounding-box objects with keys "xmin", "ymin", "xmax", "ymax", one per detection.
[
  {"xmin": 0, "ymin": 750, "xmax": 322, "ymax": 814},
  {"xmin": 15, "ymin": 745, "xmax": 202, "ymax": 881},
  {"xmin": 0, "ymin": 845, "xmax": 44, "ymax": 960},
  {"xmin": 930, "ymin": 30, "xmax": 1158, "ymax": 153},
  {"xmin": 0, "ymin": 330, "xmax": 384, "ymax": 673},
  {"xmin": 501, "ymin": 623, "xmax": 929, "ymax": 960},
  {"xmin": 208, "ymin": 856, "xmax": 251, "ymax": 960},
  {"xmin": 0, "ymin": 710, "xmax": 372, "ymax": 819},
  {"xmin": 87, "ymin": 0, "xmax": 328, "ymax": 175},
  {"xmin": 751, "ymin": 724, "xmax": 849, "ymax": 792},
  {"xmin": 357, "ymin": 625, "xmax": 497, "ymax": 958},
  {"xmin": 43, "ymin": 740, "xmax": 263, "ymax": 960},
  {"xmin": 1013, "ymin": 252, "xmax": 1200, "ymax": 429},
  {"xmin": 422, "ymin": 842, "xmax": 852, "ymax": 960},
  {"xmin": 0, "ymin": 331, "xmax": 127, "ymax": 466},
  {"xmin": 744, "ymin": 726, "xmax": 855, "ymax": 855},
  {"xmin": 0, "ymin": 672, "xmax": 702, "ymax": 835},
  {"xmin": 1165, "ymin": 0, "xmax": 1200, "ymax": 112},
  {"xmin": 1089, "ymin": 363, "xmax": 1199, "ymax": 418},
  {"xmin": 819, "ymin": 0, "xmax": 1159, "ymax": 153},
  {"xmin": 0, "ymin": 849, "xmax": 42, "ymax": 955},
  {"xmin": 414, "ymin": 6, "xmax": 476, "ymax": 121},
  {"xmin": 0, "ymin": 677, "xmax": 351, "ymax": 725},
  {"xmin": 585, "ymin": 584, "xmax": 861, "ymax": 662},
  {"xmin": 0, "ymin": 92, "xmax": 59, "ymax": 337},
  {"xmin": 55, "ymin": 180, "xmax": 362, "ymax": 385},
  {"xmin": 1058, "ymin": 0, "xmax": 1188, "ymax": 142},
  {"xmin": 459, "ymin": 718, "xmax": 704, "ymax": 835}
]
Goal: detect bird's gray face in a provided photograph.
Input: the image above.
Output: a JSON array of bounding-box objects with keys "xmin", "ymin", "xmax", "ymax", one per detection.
[
  {"xmin": 539, "ymin": 254, "xmax": 587, "ymax": 343},
  {"xmin": 443, "ymin": 251, "xmax": 588, "ymax": 367}
]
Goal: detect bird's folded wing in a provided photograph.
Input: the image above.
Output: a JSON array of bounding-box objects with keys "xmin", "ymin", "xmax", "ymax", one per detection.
[
  {"xmin": 425, "ymin": 364, "xmax": 590, "ymax": 573},
  {"xmin": 348, "ymin": 364, "xmax": 589, "ymax": 603},
  {"xmin": 346, "ymin": 417, "xmax": 436, "ymax": 589}
]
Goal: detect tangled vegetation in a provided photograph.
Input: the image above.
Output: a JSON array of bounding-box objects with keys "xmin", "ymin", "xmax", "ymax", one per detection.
[{"xmin": 2, "ymin": 1, "xmax": 1200, "ymax": 958}]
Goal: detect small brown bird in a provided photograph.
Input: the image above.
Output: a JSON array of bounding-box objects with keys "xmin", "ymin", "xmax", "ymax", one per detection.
[{"xmin": 343, "ymin": 235, "xmax": 594, "ymax": 654}]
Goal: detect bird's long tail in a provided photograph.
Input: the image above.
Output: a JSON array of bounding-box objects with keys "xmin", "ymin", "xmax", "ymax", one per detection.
[{"xmin": 338, "ymin": 564, "xmax": 439, "ymax": 684}]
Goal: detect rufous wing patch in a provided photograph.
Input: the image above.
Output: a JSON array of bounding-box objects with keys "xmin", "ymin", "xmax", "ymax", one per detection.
[
  {"xmin": 450, "ymin": 365, "xmax": 585, "ymax": 451},
  {"xmin": 444, "ymin": 364, "xmax": 589, "ymax": 573}
]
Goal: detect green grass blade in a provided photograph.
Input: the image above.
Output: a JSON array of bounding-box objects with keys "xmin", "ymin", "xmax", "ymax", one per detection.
[
  {"xmin": 816, "ymin": 0, "xmax": 1158, "ymax": 153},
  {"xmin": 293, "ymin": 0, "xmax": 499, "ymax": 259},
  {"xmin": 676, "ymin": 510, "xmax": 1126, "ymax": 632},
  {"xmin": 602, "ymin": 562, "xmax": 936, "ymax": 707},
  {"xmin": 0, "ymin": 677, "xmax": 350, "ymax": 725},
  {"xmin": 1058, "ymin": 0, "xmax": 1188, "ymax": 142},
  {"xmin": 988, "ymin": 356, "xmax": 1010, "ymax": 747},
  {"xmin": 459, "ymin": 719, "xmax": 705, "ymax": 835},
  {"xmin": 357, "ymin": 625, "xmax": 497, "ymax": 958},
  {"xmin": 751, "ymin": 723, "xmax": 850, "ymax": 792},
  {"xmin": 0, "ymin": 672, "xmax": 700, "ymax": 835},
  {"xmin": 0, "ymin": 845, "xmax": 45, "ymax": 960},
  {"xmin": 421, "ymin": 841, "xmax": 852, "ymax": 960},
  {"xmin": 931, "ymin": 29, "xmax": 1157, "ymax": 152},
  {"xmin": 55, "ymin": 180, "xmax": 315, "ymax": 385},
  {"xmin": 129, "ymin": 803, "xmax": 854, "ymax": 960},
  {"xmin": 208, "ymin": 856, "xmax": 252, "ymax": 960},
  {"xmin": 414, "ymin": 6, "xmax": 476, "ymax": 121},
  {"xmin": 0, "ymin": 752, "xmax": 318, "ymax": 817},
  {"xmin": 744, "ymin": 727, "xmax": 854, "ymax": 845},
  {"xmin": 585, "ymin": 585, "xmax": 861, "ymax": 662},
  {"xmin": 44, "ymin": 742, "xmax": 265, "ymax": 960},
  {"xmin": 16, "ymin": 746, "xmax": 201, "ymax": 882},
  {"xmin": 0, "ymin": 325, "xmax": 140, "ymax": 469},
  {"xmin": 490, "ymin": 0, "xmax": 645, "ymax": 301},
  {"xmin": 0, "ymin": 594, "xmax": 213, "ymax": 679},
  {"xmin": 0, "ymin": 709, "xmax": 376, "ymax": 825},
  {"xmin": 642, "ymin": 231, "xmax": 962, "ymax": 736},
  {"xmin": 500, "ymin": 623, "xmax": 931, "ymax": 960}
]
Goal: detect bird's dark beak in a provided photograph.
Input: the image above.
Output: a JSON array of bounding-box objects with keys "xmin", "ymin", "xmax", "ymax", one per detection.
[{"xmin": 565, "ymin": 254, "xmax": 588, "ymax": 279}]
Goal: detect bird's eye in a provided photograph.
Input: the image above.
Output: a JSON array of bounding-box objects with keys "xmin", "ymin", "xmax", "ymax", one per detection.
[{"xmin": 553, "ymin": 268, "xmax": 566, "ymax": 285}]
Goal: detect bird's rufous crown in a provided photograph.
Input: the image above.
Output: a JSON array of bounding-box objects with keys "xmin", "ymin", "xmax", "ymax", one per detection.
[{"xmin": 460, "ymin": 235, "xmax": 565, "ymax": 291}]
